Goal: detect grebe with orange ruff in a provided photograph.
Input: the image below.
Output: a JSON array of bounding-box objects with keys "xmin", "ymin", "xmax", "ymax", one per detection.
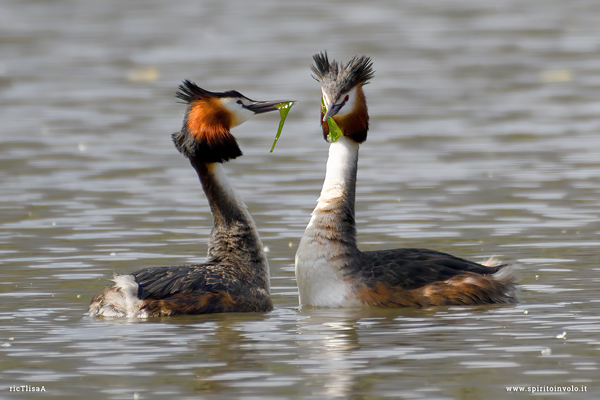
[
  {"xmin": 295, "ymin": 52, "xmax": 517, "ymax": 308},
  {"xmin": 90, "ymin": 81, "xmax": 294, "ymax": 317}
]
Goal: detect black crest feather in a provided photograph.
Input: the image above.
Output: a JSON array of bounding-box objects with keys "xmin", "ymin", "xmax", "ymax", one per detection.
[
  {"xmin": 176, "ymin": 79, "xmax": 210, "ymax": 103},
  {"xmin": 311, "ymin": 51, "xmax": 374, "ymax": 93},
  {"xmin": 176, "ymin": 80, "xmax": 243, "ymax": 103}
]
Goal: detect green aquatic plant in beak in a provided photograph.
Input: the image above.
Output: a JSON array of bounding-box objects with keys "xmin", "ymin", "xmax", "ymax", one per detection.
[
  {"xmin": 326, "ymin": 117, "xmax": 343, "ymax": 143},
  {"xmin": 321, "ymin": 97, "xmax": 343, "ymax": 142},
  {"xmin": 269, "ymin": 102, "xmax": 294, "ymax": 153}
]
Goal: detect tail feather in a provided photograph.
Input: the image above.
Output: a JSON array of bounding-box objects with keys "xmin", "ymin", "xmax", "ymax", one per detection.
[
  {"xmin": 482, "ymin": 256, "xmax": 503, "ymax": 268},
  {"xmin": 491, "ymin": 263, "xmax": 518, "ymax": 303}
]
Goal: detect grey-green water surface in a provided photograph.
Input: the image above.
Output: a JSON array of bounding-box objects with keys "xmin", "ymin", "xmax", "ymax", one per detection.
[{"xmin": 1, "ymin": 0, "xmax": 599, "ymax": 399}]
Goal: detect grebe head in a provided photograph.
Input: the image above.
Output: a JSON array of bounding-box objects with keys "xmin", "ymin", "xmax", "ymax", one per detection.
[
  {"xmin": 173, "ymin": 80, "xmax": 292, "ymax": 163},
  {"xmin": 311, "ymin": 51, "xmax": 374, "ymax": 143}
]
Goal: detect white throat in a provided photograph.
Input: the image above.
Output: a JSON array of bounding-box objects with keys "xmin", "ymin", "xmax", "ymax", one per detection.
[
  {"xmin": 295, "ymin": 136, "xmax": 361, "ymax": 307},
  {"xmin": 318, "ymin": 137, "xmax": 359, "ymax": 206}
]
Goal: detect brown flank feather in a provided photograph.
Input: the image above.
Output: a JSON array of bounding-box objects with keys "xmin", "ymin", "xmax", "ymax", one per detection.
[
  {"xmin": 357, "ymin": 273, "xmax": 515, "ymax": 307},
  {"xmin": 140, "ymin": 291, "xmax": 238, "ymax": 316}
]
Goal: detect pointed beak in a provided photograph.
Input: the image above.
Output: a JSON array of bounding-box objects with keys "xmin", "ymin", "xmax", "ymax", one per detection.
[
  {"xmin": 244, "ymin": 100, "xmax": 295, "ymax": 114},
  {"xmin": 323, "ymin": 102, "xmax": 344, "ymax": 121}
]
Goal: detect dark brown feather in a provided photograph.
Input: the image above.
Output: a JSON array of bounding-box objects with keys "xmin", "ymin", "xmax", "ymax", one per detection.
[
  {"xmin": 349, "ymin": 248, "xmax": 516, "ymax": 306},
  {"xmin": 131, "ymin": 263, "xmax": 272, "ymax": 316}
]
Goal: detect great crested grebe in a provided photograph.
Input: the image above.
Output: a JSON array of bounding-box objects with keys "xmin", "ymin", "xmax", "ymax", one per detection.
[
  {"xmin": 89, "ymin": 80, "xmax": 294, "ymax": 317},
  {"xmin": 295, "ymin": 52, "xmax": 517, "ymax": 308}
]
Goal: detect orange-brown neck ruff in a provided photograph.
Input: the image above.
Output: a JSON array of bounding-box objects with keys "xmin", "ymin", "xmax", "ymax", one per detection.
[
  {"xmin": 173, "ymin": 98, "xmax": 242, "ymax": 163},
  {"xmin": 321, "ymin": 86, "xmax": 369, "ymax": 144}
]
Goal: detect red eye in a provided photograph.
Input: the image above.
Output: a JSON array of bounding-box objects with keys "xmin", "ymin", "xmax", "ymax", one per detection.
[{"xmin": 344, "ymin": 95, "xmax": 349, "ymax": 102}]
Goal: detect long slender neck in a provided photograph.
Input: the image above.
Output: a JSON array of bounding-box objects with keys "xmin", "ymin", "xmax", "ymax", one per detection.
[
  {"xmin": 294, "ymin": 136, "xmax": 361, "ymax": 306},
  {"xmin": 189, "ymin": 159, "xmax": 269, "ymax": 285},
  {"xmin": 192, "ymin": 160, "xmax": 250, "ymax": 228},
  {"xmin": 306, "ymin": 136, "xmax": 360, "ymax": 254}
]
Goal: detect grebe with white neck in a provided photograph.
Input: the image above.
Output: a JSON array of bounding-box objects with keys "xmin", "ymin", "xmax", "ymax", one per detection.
[{"xmin": 295, "ymin": 52, "xmax": 517, "ymax": 308}]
